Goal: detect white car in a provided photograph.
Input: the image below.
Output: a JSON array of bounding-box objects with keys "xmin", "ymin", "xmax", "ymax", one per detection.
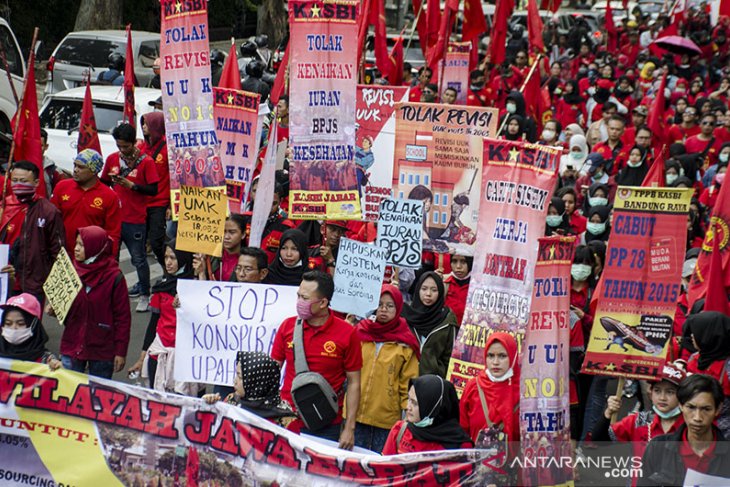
[{"xmin": 39, "ymin": 86, "xmax": 161, "ymax": 173}]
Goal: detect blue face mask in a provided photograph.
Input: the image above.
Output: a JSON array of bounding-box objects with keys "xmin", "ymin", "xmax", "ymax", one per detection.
[
  {"xmin": 411, "ymin": 378, "xmax": 444, "ymax": 428},
  {"xmin": 653, "ymin": 405, "xmax": 681, "ymax": 419},
  {"xmin": 586, "ymin": 221, "xmax": 606, "ymax": 235},
  {"xmin": 546, "ymin": 214, "xmax": 564, "ymax": 227},
  {"xmin": 588, "ymin": 196, "xmax": 608, "ymax": 207}
]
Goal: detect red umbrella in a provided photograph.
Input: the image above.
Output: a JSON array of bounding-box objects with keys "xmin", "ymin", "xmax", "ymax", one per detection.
[{"xmin": 651, "ymin": 35, "xmax": 702, "ymax": 56}]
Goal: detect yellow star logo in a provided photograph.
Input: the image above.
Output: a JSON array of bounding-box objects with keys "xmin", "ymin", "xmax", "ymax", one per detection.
[
  {"xmin": 174, "ymin": 1, "xmax": 182, "ymax": 13},
  {"xmin": 62, "ymin": 194, "xmax": 70, "ymax": 201},
  {"xmin": 605, "ymin": 363, "xmax": 616, "ymax": 371},
  {"xmin": 549, "ymin": 244, "xmax": 556, "ymax": 260},
  {"xmin": 227, "ymin": 93, "xmax": 234, "ymax": 104},
  {"xmin": 310, "ymin": 3, "xmax": 320, "ymax": 17},
  {"xmin": 287, "ymin": 341, "xmax": 294, "ymax": 349},
  {"xmin": 508, "ymin": 147, "xmax": 520, "ymax": 162},
  {"xmin": 24, "ymin": 109, "xmax": 29, "ymax": 119}
]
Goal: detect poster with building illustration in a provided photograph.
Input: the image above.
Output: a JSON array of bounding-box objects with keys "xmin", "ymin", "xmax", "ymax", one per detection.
[{"xmin": 392, "ymin": 102, "xmax": 499, "ymax": 254}]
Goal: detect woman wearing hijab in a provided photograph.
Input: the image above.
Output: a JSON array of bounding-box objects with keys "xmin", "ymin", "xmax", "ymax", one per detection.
[
  {"xmin": 403, "ymin": 272, "xmax": 458, "ymax": 378},
  {"xmin": 555, "ymin": 80, "xmax": 586, "ymax": 128},
  {"xmin": 59, "ymin": 226, "xmax": 131, "ymax": 379},
  {"xmin": 0, "ymin": 293, "xmax": 60, "ymax": 369},
  {"xmin": 559, "ymin": 134, "xmax": 588, "ymax": 185},
  {"xmin": 128, "ymin": 240, "xmax": 196, "ymax": 393},
  {"xmin": 265, "ymin": 228, "xmax": 309, "ymax": 286},
  {"xmin": 615, "ymin": 146, "xmax": 650, "ymax": 187},
  {"xmin": 581, "ymin": 181, "xmax": 611, "ymax": 215},
  {"xmin": 546, "ymin": 196, "xmax": 573, "ymax": 236},
  {"xmin": 204, "ymin": 351, "xmax": 294, "ymax": 424},
  {"xmin": 139, "ymin": 112, "xmax": 169, "ymax": 269},
  {"xmin": 582, "ymin": 205, "xmax": 612, "ymax": 244},
  {"xmin": 354, "ymin": 285, "xmax": 420, "ymax": 452},
  {"xmin": 382, "ymin": 374, "xmax": 472, "ymax": 454},
  {"xmin": 502, "ymin": 114, "xmax": 525, "ymax": 141}
]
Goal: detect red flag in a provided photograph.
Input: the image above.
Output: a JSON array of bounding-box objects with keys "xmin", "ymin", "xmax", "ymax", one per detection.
[
  {"xmin": 488, "ymin": 0, "xmax": 514, "ymax": 67},
  {"xmin": 540, "ymin": 0, "xmax": 562, "ymax": 12},
  {"xmin": 647, "ymin": 72, "xmax": 667, "ymax": 147},
  {"xmin": 185, "ymin": 447, "xmax": 199, "ymax": 487},
  {"xmin": 527, "ymin": 0, "xmax": 545, "ymax": 54},
  {"xmin": 605, "ymin": 1, "xmax": 618, "ymax": 51},
  {"xmin": 10, "ymin": 49, "xmax": 45, "ymax": 198},
  {"xmin": 219, "ymin": 42, "xmax": 241, "ymax": 90},
  {"xmin": 462, "ymin": 0, "xmax": 487, "ymax": 43},
  {"xmin": 721, "ymin": 0, "xmax": 730, "ymax": 18},
  {"xmin": 688, "ymin": 180, "xmax": 730, "ymax": 307},
  {"xmin": 356, "ymin": 0, "xmax": 373, "ymax": 63},
  {"xmin": 641, "ymin": 147, "xmax": 665, "ymax": 187},
  {"xmin": 622, "ymin": 0, "xmax": 629, "ymax": 9},
  {"xmin": 123, "ymin": 25, "xmax": 136, "ymax": 129},
  {"xmin": 427, "ymin": 0, "xmax": 458, "ymax": 70},
  {"xmin": 411, "ymin": 0, "xmax": 429, "ymax": 58},
  {"xmin": 703, "ymin": 221, "xmax": 730, "ymax": 314},
  {"xmin": 371, "ymin": 0, "xmax": 391, "ymax": 79},
  {"xmin": 270, "ymin": 44, "xmax": 289, "ymax": 105},
  {"xmin": 77, "ymin": 77, "xmax": 102, "ymax": 155},
  {"xmin": 426, "ymin": 0, "xmax": 441, "ymax": 51},
  {"xmin": 388, "ymin": 36, "xmax": 404, "ymax": 85}
]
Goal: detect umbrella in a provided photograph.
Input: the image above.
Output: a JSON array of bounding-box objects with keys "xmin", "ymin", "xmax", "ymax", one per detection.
[{"xmin": 651, "ymin": 35, "xmax": 702, "ymax": 56}]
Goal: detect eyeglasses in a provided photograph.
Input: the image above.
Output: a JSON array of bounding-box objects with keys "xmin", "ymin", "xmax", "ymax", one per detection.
[
  {"xmin": 236, "ymin": 266, "xmax": 259, "ymax": 274},
  {"xmin": 701, "ymin": 121, "xmax": 714, "ymax": 126},
  {"xmin": 377, "ymin": 303, "xmax": 396, "ymax": 310}
]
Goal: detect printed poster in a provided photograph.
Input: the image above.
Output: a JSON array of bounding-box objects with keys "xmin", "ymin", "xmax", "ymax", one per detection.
[
  {"xmin": 447, "ymin": 139, "xmax": 560, "ymax": 395},
  {"xmin": 0, "ymin": 358, "xmax": 499, "ymax": 486},
  {"xmin": 288, "ymin": 0, "xmax": 361, "ymax": 220},
  {"xmin": 160, "ymin": 0, "xmax": 225, "ymax": 216},
  {"xmin": 356, "ymin": 84, "xmax": 409, "ymax": 220},
  {"xmin": 582, "ymin": 187, "xmax": 692, "ymax": 380},
  {"xmin": 392, "ymin": 102, "xmax": 499, "ymax": 255},
  {"xmin": 438, "ymin": 42, "xmax": 471, "ymax": 104},
  {"xmin": 519, "ymin": 237, "xmax": 575, "ymax": 487}
]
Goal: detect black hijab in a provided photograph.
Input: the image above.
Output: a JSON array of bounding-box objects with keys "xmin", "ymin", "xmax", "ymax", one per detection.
[
  {"xmin": 403, "ymin": 271, "xmax": 451, "ymax": 337},
  {"xmin": 266, "ymin": 229, "xmax": 309, "ymax": 286},
  {"xmin": 546, "ymin": 196, "xmax": 572, "ymax": 235},
  {"xmin": 236, "ymin": 351, "xmax": 293, "ymax": 419},
  {"xmin": 0, "ymin": 309, "xmax": 48, "ymax": 362},
  {"xmin": 615, "ymin": 146, "xmax": 649, "ymax": 187},
  {"xmin": 563, "ymin": 79, "xmax": 584, "ymax": 105},
  {"xmin": 585, "ymin": 205, "xmax": 611, "ymax": 243},
  {"xmin": 151, "ymin": 239, "xmax": 195, "ymax": 295},
  {"xmin": 688, "ymin": 312, "xmax": 730, "ymax": 370},
  {"xmin": 407, "ymin": 375, "xmax": 473, "ymax": 449},
  {"xmin": 502, "ymin": 114, "xmax": 525, "ymax": 141}
]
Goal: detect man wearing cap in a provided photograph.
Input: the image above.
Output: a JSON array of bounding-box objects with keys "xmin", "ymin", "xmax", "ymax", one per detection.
[
  {"xmin": 308, "ymin": 221, "xmax": 348, "ymax": 275},
  {"xmin": 51, "ymin": 149, "xmax": 122, "ymax": 256},
  {"xmin": 622, "ymin": 106, "xmax": 649, "ymax": 147},
  {"xmin": 574, "ymin": 153, "xmax": 617, "ymax": 208}
]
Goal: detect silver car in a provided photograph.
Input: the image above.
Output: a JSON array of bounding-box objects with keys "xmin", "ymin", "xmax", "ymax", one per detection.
[{"xmin": 45, "ymin": 30, "xmax": 160, "ymax": 96}]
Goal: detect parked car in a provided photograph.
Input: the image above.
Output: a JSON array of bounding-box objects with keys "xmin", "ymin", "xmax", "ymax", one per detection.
[
  {"xmin": 45, "ymin": 30, "xmax": 160, "ymax": 97},
  {"xmin": 0, "ymin": 17, "xmax": 25, "ymax": 145},
  {"xmin": 39, "ymin": 86, "xmax": 160, "ymax": 172}
]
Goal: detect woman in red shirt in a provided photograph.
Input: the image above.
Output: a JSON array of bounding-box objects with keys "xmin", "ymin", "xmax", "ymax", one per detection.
[
  {"xmin": 382, "ymin": 374, "xmax": 472, "ymax": 455},
  {"xmin": 444, "ymin": 254, "xmax": 472, "ymax": 326}
]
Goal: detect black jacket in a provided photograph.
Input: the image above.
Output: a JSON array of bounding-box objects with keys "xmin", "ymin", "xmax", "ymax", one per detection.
[{"xmin": 639, "ymin": 424, "xmax": 730, "ymax": 486}]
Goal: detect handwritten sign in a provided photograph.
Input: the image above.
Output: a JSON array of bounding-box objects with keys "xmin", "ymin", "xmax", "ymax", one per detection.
[
  {"xmin": 43, "ymin": 248, "xmax": 82, "ymax": 325},
  {"xmin": 174, "ymin": 279, "xmax": 298, "ymax": 385},
  {"xmin": 331, "ymin": 238, "xmax": 386, "ymax": 317},
  {"xmin": 376, "ymin": 198, "xmax": 423, "ymax": 268},
  {"xmin": 176, "ymin": 185, "xmax": 226, "ymax": 257}
]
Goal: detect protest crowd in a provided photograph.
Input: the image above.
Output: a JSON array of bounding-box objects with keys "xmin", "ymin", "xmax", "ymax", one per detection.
[{"xmin": 1, "ymin": 0, "xmax": 730, "ymax": 485}]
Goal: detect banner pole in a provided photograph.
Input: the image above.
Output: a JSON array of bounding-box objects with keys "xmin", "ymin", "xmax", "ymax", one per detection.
[
  {"xmin": 611, "ymin": 377, "xmax": 626, "ymax": 424},
  {"xmin": 404, "ymin": 0, "xmax": 426, "ymax": 55}
]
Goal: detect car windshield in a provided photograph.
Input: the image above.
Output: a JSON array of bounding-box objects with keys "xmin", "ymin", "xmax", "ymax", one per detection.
[
  {"xmin": 40, "ymin": 99, "xmax": 123, "ymax": 133},
  {"xmin": 54, "ymin": 38, "xmax": 124, "ymax": 67}
]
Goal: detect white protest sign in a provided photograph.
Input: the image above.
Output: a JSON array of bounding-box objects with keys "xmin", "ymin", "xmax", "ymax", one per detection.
[
  {"xmin": 0, "ymin": 245, "xmax": 8, "ymax": 304},
  {"xmin": 175, "ymin": 279, "xmax": 297, "ymax": 386},
  {"xmin": 330, "ymin": 238, "xmax": 387, "ymax": 317},
  {"xmin": 376, "ymin": 198, "xmax": 423, "ymax": 268}
]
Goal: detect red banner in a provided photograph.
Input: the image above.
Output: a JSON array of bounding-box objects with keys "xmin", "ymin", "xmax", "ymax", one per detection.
[
  {"xmin": 213, "ymin": 87, "xmax": 260, "ymax": 213},
  {"xmin": 447, "ymin": 140, "xmax": 559, "ymax": 394},
  {"xmin": 582, "ymin": 187, "xmax": 692, "ymax": 380},
  {"xmin": 519, "ymin": 237, "xmax": 575, "ymax": 487},
  {"xmin": 438, "ymin": 42, "xmax": 471, "ymax": 104},
  {"xmin": 356, "ymin": 85, "xmax": 408, "ymax": 221},
  {"xmin": 288, "ymin": 0, "xmax": 361, "ymax": 220},
  {"xmin": 160, "ymin": 0, "xmax": 224, "ymax": 216}
]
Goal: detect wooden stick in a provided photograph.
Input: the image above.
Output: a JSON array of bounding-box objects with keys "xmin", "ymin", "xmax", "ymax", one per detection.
[
  {"xmin": 0, "ymin": 42, "xmax": 19, "ymax": 107},
  {"xmin": 611, "ymin": 377, "xmax": 625, "ymax": 424},
  {"xmin": 404, "ymin": 0, "xmax": 426, "ymax": 55}
]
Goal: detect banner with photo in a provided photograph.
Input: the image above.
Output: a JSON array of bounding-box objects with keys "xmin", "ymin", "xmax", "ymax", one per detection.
[
  {"xmin": 288, "ymin": 0, "xmax": 361, "ymax": 220},
  {"xmin": 0, "ymin": 358, "xmax": 500, "ymax": 486},
  {"xmin": 447, "ymin": 140, "xmax": 559, "ymax": 395},
  {"xmin": 212, "ymin": 87, "xmax": 260, "ymax": 213},
  {"xmin": 392, "ymin": 102, "xmax": 499, "ymax": 255},
  {"xmin": 582, "ymin": 187, "xmax": 692, "ymax": 381},
  {"xmin": 160, "ymin": 0, "xmax": 224, "ymax": 216},
  {"xmin": 356, "ymin": 84, "xmax": 408, "ymax": 220},
  {"xmin": 519, "ymin": 236, "xmax": 575, "ymax": 487},
  {"xmin": 438, "ymin": 42, "xmax": 471, "ymax": 105}
]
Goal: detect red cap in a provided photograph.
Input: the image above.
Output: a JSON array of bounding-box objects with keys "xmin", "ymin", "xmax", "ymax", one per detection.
[
  {"xmin": 654, "ymin": 363, "xmax": 686, "ymax": 386},
  {"xmin": 1, "ymin": 293, "xmax": 42, "ymax": 320}
]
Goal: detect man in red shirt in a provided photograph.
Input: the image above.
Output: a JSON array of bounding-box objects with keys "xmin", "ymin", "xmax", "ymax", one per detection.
[
  {"xmin": 466, "ymin": 69, "xmax": 492, "ymax": 107},
  {"xmin": 685, "ymin": 113, "xmax": 723, "ymax": 169},
  {"xmin": 100, "ymin": 123, "xmax": 160, "ymax": 312},
  {"xmin": 408, "ymin": 66, "xmax": 433, "ymax": 102},
  {"xmin": 592, "ymin": 115, "xmax": 629, "ymax": 175},
  {"xmin": 271, "ymin": 271, "xmax": 362, "ymax": 449},
  {"xmin": 641, "ymin": 374, "xmax": 730, "ymax": 485},
  {"xmin": 51, "ymin": 149, "xmax": 121, "ymax": 256}
]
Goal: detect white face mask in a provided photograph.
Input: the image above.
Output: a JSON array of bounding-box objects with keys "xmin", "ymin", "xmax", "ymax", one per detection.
[
  {"xmin": 506, "ymin": 102, "xmax": 517, "ymax": 114},
  {"xmin": 542, "ymin": 129, "xmax": 556, "ymax": 141},
  {"xmin": 2, "ymin": 326, "xmax": 32, "ymax": 345},
  {"xmin": 486, "ymin": 367, "xmax": 514, "ymax": 383}
]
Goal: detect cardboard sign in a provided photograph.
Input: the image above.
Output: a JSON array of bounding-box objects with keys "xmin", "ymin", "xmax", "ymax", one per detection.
[
  {"xmin": 376, "ymin": 198, "xmax": 423, "ymax": 268},
  {"xmin": 43, "ymin": 248, "xmax": 82, "ymax": 324},
  {"xmin": 331, "ymin": 238, "xmax": 387, "ymax": 317},
  {"xmin": 176, "ymin": 185, "xmax": 226, "ymax": 257}
]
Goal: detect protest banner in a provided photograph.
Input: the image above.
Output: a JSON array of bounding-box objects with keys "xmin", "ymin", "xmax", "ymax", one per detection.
[
  {"xmin": 519, "ymin": 236, "xmax": 575, "ymax": 487},
  {"xmin": 393, "ymin": 102, "xmax": 499, "ymax": 255},
  {"xmin": 582, "ymin": 187, "xmax": 692, "ymax": 380},
  {"xmin": 331, "ymin": 238, "xmax": 387, "ymax": 317},
  {"xmin": 0, "ymin": 358, "xmax": 499, "ymax": 486},
  {"xmin": 438, "ymin": 42, "xmax": 471, "ymax": 104},
  {"xmin": 288, "ymin": 0, "xmax": 361, "ymax": 220},
  {"xmin": 249, "ymin": 123, "xmax": 278, "ymax": 248},
  {"xmin": 376, "ymin": 198, "xmax": 423, "ymax": 268},
  {"xmin": 175, "ymin": 185, "xmax": 226, "ymax": 257},
  {"xmin": 42, "ymin": 248, "xmax": 83, "ymax": 325},
  {"xmin": 160, "ymin": 0, "xmax": 224, "ymax": 217},
  {"xmin": 356, "ymin": 84, "xmax": 409, "ymax": 220},
  {"xmin": 212, "ymin": 87, "xmax": 260, "ymax": 213},
  {"xmin": 174, "ymin": 279, "xmax": 297, "ymax": 385},
  {"xmin": 447, "ymin": 139, "xmax": 560, "ymax": 394},
  {"xmin": 0, "ymin": 244, "xmax": 7, "ymax": 304}
]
